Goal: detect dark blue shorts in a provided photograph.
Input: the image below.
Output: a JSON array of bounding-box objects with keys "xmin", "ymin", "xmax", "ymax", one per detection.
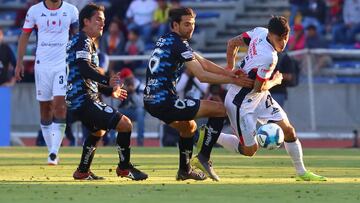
[
  {"xmin": 144, "ymin": 98, "xmax": 200, "ymax": 124},
  {"xmin": 70, "ymin": 99, "xmax": 122, "ymax": 132}
]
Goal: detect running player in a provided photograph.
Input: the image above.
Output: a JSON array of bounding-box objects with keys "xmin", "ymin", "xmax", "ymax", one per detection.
[
  {"xmin": 217, "ymin": 16, "xmax": 327, "ymax": 181},
  {"xmin": 67, "ymin": 3, "xmax": 147, "ymax": 180},
  {"xmin": 15, "ymin": 0, "xmax": 78, "ymax": 165},
  {"xmin": 144, "ymin": 7, "xmax": 254, "ymax": 181}
]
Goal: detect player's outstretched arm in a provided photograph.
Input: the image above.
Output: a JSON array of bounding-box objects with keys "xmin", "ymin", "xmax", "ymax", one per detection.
[
  {"xmin": 15, "ymin": 31, "xmax": 31, "ymax": 81},
  {"xmin": 253, "ymin": 71, "xmax": 283, "ymax": 92},
  {"xmin": 226, "ymin": 34, "xmax": 249, "ymax": 70},
  {"xmin": 194, "ymin": 52, "xmax": 233, "ymax": 77},
  {"xmin": 186, "ymin": 60, "xmax": 253, "ymax": 88}
]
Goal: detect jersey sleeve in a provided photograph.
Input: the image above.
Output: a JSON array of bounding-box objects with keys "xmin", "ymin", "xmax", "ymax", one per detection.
[
  {"xmin": 22, "ymin": 6, "xmax": 35, "ymax": 33},
  {"xmin": 173, "ymin": 40, "xmax": 195, "ymax": 63},
  {"xmin": 74, "ymin": 37, "xmax": 92, "ymax": 63},
  {"xmin": 70, "ymin": 6, "xmax": 79, "ymax": 29},
  {"xmin": 256, "ymin": 55, "xmax": 276, "ymax": 82},
  {"xmin": 245, "ymin": 27, "xmax": 267, "ymax": 40}
]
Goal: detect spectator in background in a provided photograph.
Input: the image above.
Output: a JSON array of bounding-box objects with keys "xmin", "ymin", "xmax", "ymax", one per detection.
[
  {"xmin": 0, "ymin": 27, "xmax": 16, "ymax": 86},
  {"xmin": 333, "ymin": 0, "xmax": 360, "ymax": 44},
  {"xmin": 152, "ymin": 0, "xmax": 170, "ymax": 39},
  {"xmin": 326, "ymin": 0, "xmax": 343, "ymax": 35},
  {"xmin": 305, "ymin": 25, "xmax": 332, "ymax": 72},
  {"xmin": 169, "ymin": 0, "xmax": 181, "ymax": 9},
  {"xmin": 123, "ymin": 29, "xmax": 145, "ymax": 70},
  {"xmin": 289, "ymin": 0, "xmax": 305, "ymax": 27},
  {"xmin": 100, "ymin": 18, "xmax": 127, "ymax": 75},
  {"xmin": 117, "ymin": 68, "xmax": 146, "ymax": 146},
  {"xmin": 270, "ymin": 52, "xmax": 299, "ymax": 107},
  {"xmin": 288, "ymin": 24, "xmax": 305, "ymax": 51},
  {"xmin": 126, "ymin": 0, "xmax": 157, "ymax": 47},
  {"xmin": 301, "ymin": 0, "xmax": 327, "ymax": 34}
]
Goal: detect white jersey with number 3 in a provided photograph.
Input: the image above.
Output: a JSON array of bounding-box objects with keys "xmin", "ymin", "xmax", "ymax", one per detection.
[{"xmin": 23, "ymin": 1, "xmax": 78, "ymax": 67}]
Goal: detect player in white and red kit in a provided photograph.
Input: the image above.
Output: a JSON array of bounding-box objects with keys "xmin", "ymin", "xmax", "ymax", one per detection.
[
  {"xmin": 15, "ymin": 0, "xmax": 78, "ymax": 165},
  {"xmin": 217, "ymin": 16, "xmax": 327, "ymax": 181}
]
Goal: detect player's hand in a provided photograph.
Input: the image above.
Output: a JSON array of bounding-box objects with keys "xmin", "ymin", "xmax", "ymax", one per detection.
[
  {"xmin": 112, "ymin": 85, "xmax": 127, "ymax": 101},
  {"xmin": 109, "ymin": 74, "xmax": 122, "ymax": 87},
  {"xmin": 15, "ymin": 63, "xmax": 24, "ymax": 81},
  {"xmin": 272, "ymin": 71, "xmax": 283, "ymax": 85},
  {"xmin": 231, "ymin": 70, "xmax": 254, "ymax": 88}
]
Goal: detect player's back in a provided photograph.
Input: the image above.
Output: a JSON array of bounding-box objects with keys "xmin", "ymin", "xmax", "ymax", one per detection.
[
  {"xmin": 144, "ymin": 32, "xmax": 194, "ymax": 105},
  {"xmin": 23, "ymin": 1, "xmax": 78, "ymax": 67}
]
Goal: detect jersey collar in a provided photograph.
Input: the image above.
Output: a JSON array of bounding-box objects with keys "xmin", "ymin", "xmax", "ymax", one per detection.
[{"xmin": 43, "ymin": 0, "xmax": 63, "ymax": 11}]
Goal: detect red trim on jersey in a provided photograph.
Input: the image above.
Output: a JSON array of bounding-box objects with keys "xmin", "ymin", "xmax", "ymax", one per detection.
[
  {"xmin": 242, "ymin": 32, "xmax": 250, "ymax": 39},
  {"xmin": 22, "ymin": 28, "xmax": 33, "ymax": 33},
  {"xmin": 256, "ymin": 74, "xmax": 267, "ymax": 82}
]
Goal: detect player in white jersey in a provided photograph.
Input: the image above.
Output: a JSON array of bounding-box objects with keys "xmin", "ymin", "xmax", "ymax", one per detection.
[
  {"xmin": 15, "ymin": 0, "xmax": 78, "ymax": 165},
  {"xmin": 217, "ymin": 16, "xmax": 326, "ymax": 181}
]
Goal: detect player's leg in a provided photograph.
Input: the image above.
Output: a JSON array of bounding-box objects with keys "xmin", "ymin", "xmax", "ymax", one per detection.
[
  {"xmin": 192, "ymin": 100, "xmax": 226, "ymax": 181},
  {"xmin": 35, "ymin": 67, "xmax": 57, "ymax": 164},
  {"xmin": 50, "ymin": 70, "xmax": 67, "ymax": 163},
  {"xmin": 73, "ymin": 129, "xmax": 105, "ymax": 180},
  {"xmin": 275, "ymin": 118, "xmax": 326, "ymax": 181},
  {"xmin": 216, "ymin": 90, "xmax": 258, "ymax": 156},
  {"xmin": 169, "ymin": 120, "xmax": 206, "ymax": 181},
  {"xmin": 115, "ymin": 114, "xmax": 148, "ymax": 181}
]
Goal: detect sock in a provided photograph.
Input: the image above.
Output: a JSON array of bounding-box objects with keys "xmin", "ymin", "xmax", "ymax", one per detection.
[
  {"xmin": 78, "ymin": 135, "xmax": 101, "ymax": 172},
  {"xmin": 40, "ymin": 121, "xmax": 53, "ymax": 153},
  {"xmin": 217, "ymin": 133, "xmax": 240, "ymax": 153},
  {"xmin": 51, "ymin": 119, "xmax": 66, "ymax": 155},
  {"xmin": 199, "ymin": 117, "xmax": 225, "ymax": 159},
  {"xmin": 285, "ymin": 139, "xmax": 307, "ymax": 175},
  {"xmin": 116, "ymin": 132, "xmax": 131, "ymax": 169},
  {"xmin": 178, "ymin": 136, "xmax": 193, "ymax": 172}
]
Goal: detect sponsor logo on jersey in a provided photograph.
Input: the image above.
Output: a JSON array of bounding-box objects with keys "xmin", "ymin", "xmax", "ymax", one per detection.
[
  {"xmin": 76, "ymin": 51, "xmax": 91, "ymax": 60},
  {"xmin": 50, "ymin": 12, "xmax": 57, "ymax": 16},
  {"xmin": 271, "ymin": 107, "xmax": 280, "ymax": 115},
  {"xmin": 62, "ymin": 12, "xmax": 67, "ymax": 16},
  {"xmin": 41, "ymin": 13, "xmax": 46, "ymax": 17},
  {"xmin": 181, "ymin": 51, "xmax": 193, "ymax": 59}
]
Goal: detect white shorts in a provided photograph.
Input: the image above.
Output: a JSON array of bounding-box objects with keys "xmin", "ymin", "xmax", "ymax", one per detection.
[
  {"xmin": 224, "ymin": 88, "xmax": 288, "ymax": 147},
  {"xmin": 34, "ymin": 64, "xmax": 67, "ymax": 101}
]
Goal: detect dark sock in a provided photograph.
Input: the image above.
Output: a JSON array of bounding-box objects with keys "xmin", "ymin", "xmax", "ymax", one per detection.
[
  {"xmin": 78, "ymin": 135, "xmax": 101, "ymax": 172},
  {"xmin": 178, "ymin": 136, "xmax": 193, "ymax": 172},
  {"xmin": 199, "ymin": 117, "xmax": 225, "ymax": 160},
  {"xmin": 116, "ymin": 132, "xmax": 131, "ymax": 169}
]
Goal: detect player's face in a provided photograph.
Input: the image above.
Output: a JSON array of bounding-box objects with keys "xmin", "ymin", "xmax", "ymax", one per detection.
[
  {"xmin": 85, "ymin": 11, "xmax": 105, "ymax": 39},
  {"xmin": 177, "ymin": 15, "xmax": 195, "ymax": 40},
  {"xmin": 269, "ymin": 32, "xmax": 289, "ymax": 52}
]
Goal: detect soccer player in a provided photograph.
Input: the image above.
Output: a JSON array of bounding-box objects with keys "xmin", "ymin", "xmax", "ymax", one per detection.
[
  {"xmin": 67, "ymin": 3, "xmax": 147, "ymax": 181},
  {"xmin": 144, "ymin": 7, "xmax": 253, "ymax": 181},
  {"xmin": 15, "ymin": 0, "xmax": 78, "ymax": 165},
  {"xmin": 216, "ymin": 16, "xmax": 327, "ymax": 181}
]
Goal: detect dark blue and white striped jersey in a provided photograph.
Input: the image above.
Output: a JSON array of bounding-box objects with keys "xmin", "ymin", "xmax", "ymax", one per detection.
[
  {"xmin": 144, "ymin": 32, "xmax": 195, "ymax": 105},
  {"xmin": 66, "ymin": 31, "xmax": 110, "ymax": 110}
]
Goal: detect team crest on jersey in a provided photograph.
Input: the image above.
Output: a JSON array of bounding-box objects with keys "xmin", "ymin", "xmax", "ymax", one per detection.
[{"xmin": 104, "ymin": 106, "xmax": 113, "ymax": 113}]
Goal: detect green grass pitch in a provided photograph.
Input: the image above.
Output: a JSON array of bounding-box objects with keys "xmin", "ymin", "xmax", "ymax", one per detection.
[{"xmin": 0, "ymin": 147, "xmax": 359, "ymax": 203}]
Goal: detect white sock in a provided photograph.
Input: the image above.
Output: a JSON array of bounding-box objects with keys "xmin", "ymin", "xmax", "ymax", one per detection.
[
  {"xmin": 51, "ymin": 121, "xmax": 66, "ymax": 155},
  {"xmin": 285, "ymin": 139, "xmax": 307, "ymax": 175},
  {"xmin": 40, "ymin": 123, "xmax": 53, "ymax": 153},
  {"xmin": 217, "ymin": 133, "xmax": 240, "ymax": 153}
]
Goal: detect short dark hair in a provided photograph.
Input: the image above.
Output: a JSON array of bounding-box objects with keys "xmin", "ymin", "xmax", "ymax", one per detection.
[
  {"xmin": 306, "ymin": 24, "xmax": 317, "ymax": 31},
  {"xmin": 168, "ymin": 7, "xmax": 196, "ymax": 29},
  {"xmin": 79, "ymin": 3, "xmax": 105, "ymax": 30},
  {"xmin": 268, "ymin": 16, "xmax": 290, "ymax": 37}
]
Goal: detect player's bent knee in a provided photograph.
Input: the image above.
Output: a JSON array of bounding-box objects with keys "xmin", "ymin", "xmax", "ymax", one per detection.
[
  {"xmin": 116, "ymin": 116, "xmax": 133, "ymax": 132},
  {"xmin": 242, "ymin": 145, "xmax": 258, "ymax": 157},
  {"xmin": 283, "ymin": 125, "xmax": 296, "ymax": 142},
  {"xmin": 93, "ymin": 130, "xmax": 106, "ymax": 137}
]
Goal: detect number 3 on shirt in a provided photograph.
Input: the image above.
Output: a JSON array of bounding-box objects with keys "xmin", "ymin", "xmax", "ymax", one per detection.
[{"xmin": 148, "ymin": 48, "xmax": 163, "ymax": 74}]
